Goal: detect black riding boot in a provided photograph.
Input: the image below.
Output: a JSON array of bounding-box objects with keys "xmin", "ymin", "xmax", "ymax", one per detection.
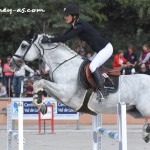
[{"xmin": 92, "ymin": 68, "xmax": 109, "ymax": 101}]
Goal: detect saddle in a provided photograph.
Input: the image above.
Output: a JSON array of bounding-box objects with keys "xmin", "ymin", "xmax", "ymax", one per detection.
[
  {"xmin": 77, "ymin": 60, "xmax": 120, "ymax": 115},
  {"xmin": 78, "ymin": 60, "xmax": 120, "ymax": 93}
]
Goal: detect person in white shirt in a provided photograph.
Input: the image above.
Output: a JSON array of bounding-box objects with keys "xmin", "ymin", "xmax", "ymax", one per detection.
[
  {"xmin": 13, "ymin": 61, "xmax": 34, "ymax": 97},
  {"xmin": 0, "ymin": 82, "xmax": 7, "ymax": 97}
]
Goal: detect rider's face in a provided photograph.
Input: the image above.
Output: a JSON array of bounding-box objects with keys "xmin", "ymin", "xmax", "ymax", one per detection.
[{"xmin": 64, "ymin": 14, "xmax": 73, "ymax": 24}]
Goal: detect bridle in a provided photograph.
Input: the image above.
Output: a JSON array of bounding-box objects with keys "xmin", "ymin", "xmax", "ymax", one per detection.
[
  {"xmin": 12, "ymin": 34, "xmax": 40, "ymax": 68},
  {"xmin": 12, "ymin": 34, "xmax": 59, "ymax": 68},
  {"xmin": 12, "ymin": 34, "xmax": 78, "ymax": 81}
]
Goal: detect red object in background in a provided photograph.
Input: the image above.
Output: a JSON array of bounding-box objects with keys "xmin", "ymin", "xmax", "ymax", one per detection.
[
  {"xmin": 112, "ymin": 54, "xmax": 127, "ymax": 68},
  {"xmin": 38, "ymin": 105, "xmax": 54, "ymax": 134}
]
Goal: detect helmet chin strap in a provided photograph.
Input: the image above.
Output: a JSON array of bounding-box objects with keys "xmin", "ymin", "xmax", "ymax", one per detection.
[{"xmin": 69, "ymin": 15, "xmax": 77, "ymax": 25}]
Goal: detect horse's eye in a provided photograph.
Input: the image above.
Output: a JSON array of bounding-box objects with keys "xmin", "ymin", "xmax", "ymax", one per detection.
[{"xmin": 21, "ymin": 43, "xmax": 27, "ymax": 49}]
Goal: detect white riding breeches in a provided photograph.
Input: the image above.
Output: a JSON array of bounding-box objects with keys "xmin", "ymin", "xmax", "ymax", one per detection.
[{"xmin": 89, "ymin": 43, "xmax": 113, "ymax": 73}]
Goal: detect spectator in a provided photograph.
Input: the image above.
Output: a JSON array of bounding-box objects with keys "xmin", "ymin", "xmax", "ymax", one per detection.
[
  {"xmin": 0, "ymin": 82, "xmax": 7, "ymax": 97},
  {"xmin": 139, "ymin": 43, "xmax": 150, "ymax": 68},
  {"xmin": 3, "ymin": 56, "xmax": 14, "ymax": 97},
  {"xmin": 76, "ymin": 45, "xmax": 82, "ymax": 54},
  {"xmin": 41, "ymin": 61, "xmax": 50, "ymax": 80},
  {"xmin": 87, "ymin": 52, "xmax": 92, "ymax": 60},
  {"xmin": 112, "ymin": 50, "xmax": 127, "ymax": 69},
  {"xmin": 0, "ymin": 57, "xmax": 4, "ymax": 83},
  {"xmin": 138, "ymin": 63, "xmax": 150, "ymax": 75},
  {"xmin": 121, "ymin": 61, "xmax": 136, "ymax": 75},
  {"xmin": 79, "ymin": 48, "xmax": 87, "ymax": 59},
  {"xmin": 13, "ymin": 60, "xmax": 34, "ymax": 97},
  {"xmin": 124, "ymin": 44, "xmax": 137, "ymax": 67},
  {"xmin": 25, "ymin": 80, "xmax": 33, "ymax": 97}
]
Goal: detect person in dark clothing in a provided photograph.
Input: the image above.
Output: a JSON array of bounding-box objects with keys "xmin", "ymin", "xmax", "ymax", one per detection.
[
  {"xmin": 121, "ymin": 61, "xmax": 136, "ymax": 75},
  {"xmin": 124, "ymin": 44, "xmax": 137, "ymax": 67},
  {"xmin": 25, "ymin": 80, "xmax": 33, "ymax": 97},
  {"xmin": 138, "ymin": 63, "xmax": 150, "ymax": 75},
  {"xmin": 41, "ymin": 4, "xmax": 113, "ymax": 100},
  {"xmin": 79, "ymin": 48, "xmax": 87, "ymax": 59}
]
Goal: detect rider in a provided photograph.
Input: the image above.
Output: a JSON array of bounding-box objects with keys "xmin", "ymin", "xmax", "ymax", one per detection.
[{"xmin": 41, "ymin": 4, "xmax": 113, "ymax": 100}]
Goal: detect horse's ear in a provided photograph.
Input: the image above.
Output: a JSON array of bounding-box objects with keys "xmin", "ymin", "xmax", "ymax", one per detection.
[
  {"xmin": 32, "ymin": 34, "xmax": 38, "ymax": 43},
  {"xmin": 28, "ymin": 28, "xmax": 35, "ymax": 39},
  {"xmin": 24, "ymin": 28, "xmax": 35, "ymax": 43}
]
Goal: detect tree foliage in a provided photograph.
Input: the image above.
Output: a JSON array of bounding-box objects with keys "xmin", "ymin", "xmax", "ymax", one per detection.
[{"xmin": 0, "ymin": 0, "xmax": 150, "ymax": 59}]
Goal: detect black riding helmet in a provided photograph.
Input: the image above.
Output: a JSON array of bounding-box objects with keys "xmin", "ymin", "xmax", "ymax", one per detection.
[{"xmin": 63, "ymin": 4, "xmax": 79, "ymax": 17}]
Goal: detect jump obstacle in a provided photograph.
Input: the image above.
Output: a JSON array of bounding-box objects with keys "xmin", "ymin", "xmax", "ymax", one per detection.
[
  {"xmin": 7, "ymin": 102, "xmax": 24, "ymax": 150},
  {"xmin": 92, "ymin": 102, "xmax": 127, "ymax": 150},
  {"xmin": 7, "ymin": 81, "xmax": 24, "ymax": 150}
]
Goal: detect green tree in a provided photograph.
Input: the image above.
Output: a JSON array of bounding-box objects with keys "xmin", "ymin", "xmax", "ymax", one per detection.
[{"xmin": 0, "ymin": 0, "xmax": 150, "ymax": 64}]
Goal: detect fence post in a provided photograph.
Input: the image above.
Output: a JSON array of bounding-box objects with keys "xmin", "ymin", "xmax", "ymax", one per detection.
[
  {"xmin": 118, "ymin": 102, "xmax": 127, "ymax": 150},
  {"xmin": 92, "ymin": 114, "xmax": 102, "ymax": 150},
  {"xmin": 7, "ymin": 104, "xmax": 13, "ymax": 150}
]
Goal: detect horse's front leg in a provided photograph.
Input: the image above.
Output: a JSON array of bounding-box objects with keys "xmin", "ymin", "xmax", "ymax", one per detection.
[{"xmin": 32, "ymin": 79, "xmax": 73, "ymax": 114}]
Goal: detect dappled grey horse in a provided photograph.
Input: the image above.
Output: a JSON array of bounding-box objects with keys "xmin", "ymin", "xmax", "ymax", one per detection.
[{"xmin": 10, "ymin": 34, "xmax": 150, "ymax": 142}]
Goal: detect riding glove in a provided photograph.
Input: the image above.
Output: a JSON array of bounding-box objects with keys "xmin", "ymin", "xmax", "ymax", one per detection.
[{"xmin": 41, "ymin": 36, "xmax": 51, "ymax": 43}]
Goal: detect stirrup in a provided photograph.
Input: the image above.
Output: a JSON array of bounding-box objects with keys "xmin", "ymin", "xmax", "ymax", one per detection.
[{"xmin": 96, "ymin": 90, "xmax": 105, "ymax": 102}]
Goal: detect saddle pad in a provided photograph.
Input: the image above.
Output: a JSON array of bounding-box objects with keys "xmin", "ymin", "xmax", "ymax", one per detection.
[
  {"xmin": 78, "ymin": 59, "xmax": 91, "ymax": 89},
  {"xmin": 104, "ymin": 75, "xmax": 119, "ymax": 93}
]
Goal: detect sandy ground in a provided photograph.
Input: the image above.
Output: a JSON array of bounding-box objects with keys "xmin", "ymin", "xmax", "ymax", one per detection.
[{"xmin": 0, "ymin": 124, "xmax": 150, "ymax": 150}]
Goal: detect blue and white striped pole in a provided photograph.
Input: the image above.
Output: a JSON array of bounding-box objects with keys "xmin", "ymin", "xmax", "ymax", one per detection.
[
  {"xmin": 96, "ymin": 127, "xmax": 118, "ymax": 139},
  {"xmin": 8, "ymin": 130, "xmax": 19, "ymax": 141},
  {"xmin": 92, "ymin": 102, "xmax": 127, "ymax": 150}
]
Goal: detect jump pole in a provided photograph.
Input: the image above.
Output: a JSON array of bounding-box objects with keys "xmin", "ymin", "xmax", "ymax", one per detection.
[{"xmin": 92, "ymin": 102, "xmax": 127, "ymax": 150}]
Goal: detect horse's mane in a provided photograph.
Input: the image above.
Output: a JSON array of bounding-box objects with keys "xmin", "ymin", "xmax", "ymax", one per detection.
[
  {"xmin": 59, "ymin": 43, "xmax": 78, "ymax": 55},
  {"xmin": 39, "ymin": 34, "xmax": 80, "ymax": 56}
]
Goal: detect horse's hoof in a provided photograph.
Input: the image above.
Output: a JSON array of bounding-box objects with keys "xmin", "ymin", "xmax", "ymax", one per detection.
[
  {"xmin": 144, "ymin": 135, "xmax": 150, "ymax": 143},
  {"xmin": 37, "ymin": 90, "xmax": 43, "ymax": 104},
  {"xmin": 33, "ymin": 90, "xmax": 43, "ymax": 107},
  {"xmin": 40, "ymin": 103, "xmax": 47, "ymax": 115},
  {"xmin": 146, "ymin": 124, "xmax": 150, "ymax": 133}
]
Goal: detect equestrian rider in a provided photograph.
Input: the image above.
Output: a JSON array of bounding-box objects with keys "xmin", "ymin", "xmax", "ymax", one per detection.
[{"xmin": 41, "ymin": 4, "xmax": 113, "ymax": 100}]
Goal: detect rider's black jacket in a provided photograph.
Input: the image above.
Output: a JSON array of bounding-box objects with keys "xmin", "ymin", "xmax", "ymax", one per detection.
[{"xmin": 51, "ymin": 19, "xmax": 109, "ymax": 53}]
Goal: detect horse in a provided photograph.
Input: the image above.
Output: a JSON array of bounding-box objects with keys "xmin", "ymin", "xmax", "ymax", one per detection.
[{"xmin": 10, "ymin": 33, "xmax": 150, "ymax": 142}]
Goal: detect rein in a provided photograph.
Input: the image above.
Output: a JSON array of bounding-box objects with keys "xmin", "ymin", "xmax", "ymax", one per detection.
[
  {"xmin": 51, "ymin": 54, "xmax": 78, "ymax": 81},
  {"xmin": 37, "ymin": 38, "xmax": 78, "ymax": 82}
]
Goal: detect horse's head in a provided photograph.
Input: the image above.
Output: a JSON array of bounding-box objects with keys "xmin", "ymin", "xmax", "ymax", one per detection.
[{"xmin": 10, "ymin": 33, "xmax": 41, "ymax": 70}]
